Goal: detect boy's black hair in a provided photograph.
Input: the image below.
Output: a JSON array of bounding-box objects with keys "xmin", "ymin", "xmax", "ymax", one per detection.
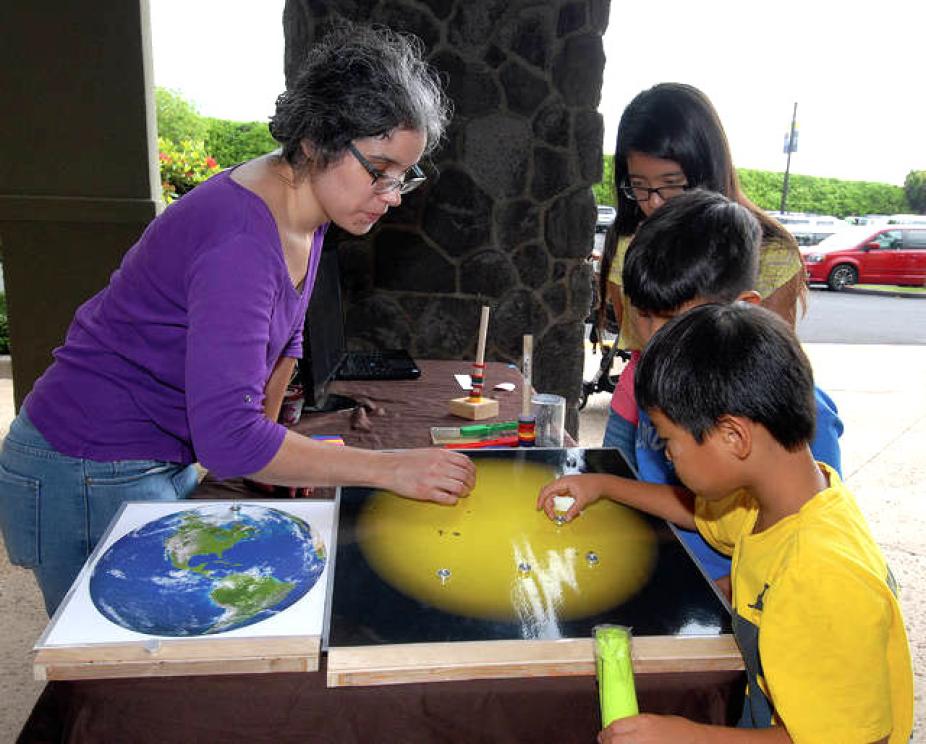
[
  {"xmin": 622, "ymin": 189, "xmax": 762, "ymax": 314},
  {"xmin": 635, "ymin": 303, "xmax": 816, "ymax": 450}
]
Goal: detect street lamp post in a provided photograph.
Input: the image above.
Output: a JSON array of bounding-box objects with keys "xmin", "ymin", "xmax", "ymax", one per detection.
[{"xmin": 780, "ymin": 102, "xmax": 798, "ymax": 213}]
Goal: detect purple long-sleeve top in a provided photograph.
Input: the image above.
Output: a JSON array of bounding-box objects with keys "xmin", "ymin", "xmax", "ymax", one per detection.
[{"xmin": 25, "ymin": 169, "xmax": 326, "ymax": 479}]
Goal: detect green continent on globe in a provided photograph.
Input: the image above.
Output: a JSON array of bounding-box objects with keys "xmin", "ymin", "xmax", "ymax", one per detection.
[
  {"xmin": 165, "ymin": 513, "xmax": 257, "ymax": 575},
  {"xmin": 209, "ymin": 573, "xmax": 296, "ymax": 629}
]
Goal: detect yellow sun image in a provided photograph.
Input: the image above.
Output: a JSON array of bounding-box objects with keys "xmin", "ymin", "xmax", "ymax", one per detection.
[{"xmin": 356, "ymin": 459, "xmax": 657, "ymax": 632}]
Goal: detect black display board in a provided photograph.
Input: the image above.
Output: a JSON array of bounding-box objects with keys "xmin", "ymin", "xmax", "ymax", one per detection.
[{"xmin": 328, "ymin": 448, "xmax": 732, "ymax": 648}]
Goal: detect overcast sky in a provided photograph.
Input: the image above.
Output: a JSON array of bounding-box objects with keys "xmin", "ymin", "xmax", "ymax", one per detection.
[{"xmin": 150, "ymin": 0, "xmax": 924, "ymax": 186}]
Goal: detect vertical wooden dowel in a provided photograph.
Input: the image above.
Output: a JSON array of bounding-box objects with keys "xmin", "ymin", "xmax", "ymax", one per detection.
[
  {"xmin": 476, "ymin": 306, "xmax": 489, "ymax": 365},
  {"xmin": 469, "ymin": 305, "xmax": 490, "ymax": 402},
  {"xmin": 521, "ymin": 334, "xmax": 533, "ymax": 416}
]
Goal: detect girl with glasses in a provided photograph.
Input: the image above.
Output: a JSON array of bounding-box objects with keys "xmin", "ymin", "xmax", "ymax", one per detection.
[
  {"xmin": 0, "ymin": 23, "xmax": 475, "ymax": 617},
  {"xmin": 598, "ymin": 83, "xmax": 804, "ymax": 469}
]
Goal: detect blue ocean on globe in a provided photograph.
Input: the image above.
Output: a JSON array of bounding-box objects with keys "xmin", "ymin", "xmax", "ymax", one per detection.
[{"xmin": 89, "ymin": 504, "xmax": 327, "ymax": 636}]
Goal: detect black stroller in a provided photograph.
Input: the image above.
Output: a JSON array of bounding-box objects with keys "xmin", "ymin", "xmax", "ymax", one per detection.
[{"xmin": 579, "ymin": 302, "xmax": 631, "ymax": 411}]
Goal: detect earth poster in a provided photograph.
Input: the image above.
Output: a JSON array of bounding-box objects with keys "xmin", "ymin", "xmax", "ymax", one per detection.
[{"xmin": 88, "ymin": 503, "xmax": 327, "ymax": 637}]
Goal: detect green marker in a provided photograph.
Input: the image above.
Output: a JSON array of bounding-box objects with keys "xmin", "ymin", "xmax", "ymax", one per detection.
[
  {"xmin": 430, "ymin": 421, "xmax": 518, "ymax": 444},
  {"xmin": 458, "ymin": 421, "xmax": 517, "ymax": 436},
  {"xmin": 595, "ymin": 624, "xmax": 638, "ymax": 728}
]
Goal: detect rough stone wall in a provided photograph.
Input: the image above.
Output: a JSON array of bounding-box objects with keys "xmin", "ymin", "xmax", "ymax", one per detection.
[{"xmin": 283, "ymin": 0, "xmax": 610, "ymax": 435}]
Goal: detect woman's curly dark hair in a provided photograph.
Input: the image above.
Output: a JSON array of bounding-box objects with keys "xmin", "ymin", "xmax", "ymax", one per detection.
[{"xmin": 269, "ymin": 22, "xmax": 450, "ymax": 173}]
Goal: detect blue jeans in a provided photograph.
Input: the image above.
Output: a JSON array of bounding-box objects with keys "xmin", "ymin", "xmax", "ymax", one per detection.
[
  {"xmin": 603, "ymin": 409, "xmax": 638, "ymax": 472},
  {"xmin": 0, "ymin": 410, "xmax": 199, "ymax": 615}
]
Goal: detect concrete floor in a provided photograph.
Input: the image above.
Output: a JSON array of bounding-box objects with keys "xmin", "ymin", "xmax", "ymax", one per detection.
[{"xmin": 1, "ymin": 345, "xmax": 924, "ymax": 741}]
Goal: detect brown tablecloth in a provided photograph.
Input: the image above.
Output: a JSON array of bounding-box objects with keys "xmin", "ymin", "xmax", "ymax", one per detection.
[
  {"xmin": 20, "ymin": 665, "xmax": 744, "ymax": 743},
  {"xmin": 306, "ymin": 359, "xmax": 528, "ymax": 449}
]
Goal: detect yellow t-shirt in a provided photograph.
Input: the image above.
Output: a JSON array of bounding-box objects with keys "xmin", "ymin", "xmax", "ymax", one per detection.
[
  {"xmin": 695, "ymin": 465, "xmax": 913, "ymax": 743},
  {"xmin": 607, "ymin": 234, "xmax": 803, "ymax": 351}
]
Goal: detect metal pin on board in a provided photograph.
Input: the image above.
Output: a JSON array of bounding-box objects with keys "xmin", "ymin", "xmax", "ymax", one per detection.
[
  {"xmin": 437, "ymin": 568, "xmax": 451, "ymax": 585},
  {"xmin": 586, "ymin": 551, "xmax": 599, "ymax": 567},
  {"xmin": 517, "ymin": 562, "xmax": 532, "ymax": 577}
]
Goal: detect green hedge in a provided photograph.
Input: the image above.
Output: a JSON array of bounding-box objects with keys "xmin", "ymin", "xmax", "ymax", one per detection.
[
  {"xmin": 155, "ymin": 88, "xmax": 209, "ymax": 143},
  {"xmin": 737, "ymin": 169, "xmax": 908, "ymax": 216},
  {"xmin": 204, "ymin": 118, "xmax": 277, "ymax": 167},
  {"xmin": 593, "ymin": 154, "xmax": 915, "ymax": 218}
]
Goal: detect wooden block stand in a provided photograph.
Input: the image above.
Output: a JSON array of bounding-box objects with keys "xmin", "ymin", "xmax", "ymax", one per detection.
[{"xmin": 448, "ymin": 396, "xmax": 500, "ymax": 420}]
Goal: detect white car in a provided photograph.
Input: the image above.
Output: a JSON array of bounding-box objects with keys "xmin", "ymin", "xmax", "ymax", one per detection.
[
  {"xmin": 770, "ymin": 212, "xmax": 851, "ymax": 246},
  {"xmin": 596, "ymin": 205, "xmax": 616, "ymax": 233}
]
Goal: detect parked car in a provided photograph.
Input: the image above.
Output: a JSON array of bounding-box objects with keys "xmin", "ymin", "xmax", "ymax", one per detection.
[
  {"xmin": 770, "ymin": 212, "xmax": 851, "ymax": 246},
  {"xmin": 850, "ymin": 214, "xmax": 890, "ymax": 227},
  {"xmin": 589, "ymin": 205, "xmax": 616, "ymax": 276},
  {"xmin": 887, "ymin": 214, "xmax": 926, "ymax": 226},
  {"xmin": 596, "ymin": 204, "xmax": 616, "ymax": 233},
  {"xmin": 801, "ymin": 225, "xmax": 926, "ymax": 290}
]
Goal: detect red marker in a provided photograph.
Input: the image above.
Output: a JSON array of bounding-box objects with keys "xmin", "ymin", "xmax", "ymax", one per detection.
[{"xmin": 444, "ymin": 435, "xmax": 519, "ymax": 449}]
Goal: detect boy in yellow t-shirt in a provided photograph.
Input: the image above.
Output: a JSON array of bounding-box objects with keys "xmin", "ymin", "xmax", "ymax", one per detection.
[{"xmin": 542, "ymin": 302, "xmax": 913, "ymax": 742}]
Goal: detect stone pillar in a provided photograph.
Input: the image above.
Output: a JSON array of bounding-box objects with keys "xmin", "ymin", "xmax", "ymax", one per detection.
[
  {"xmin": 0, "ymin": 1, "xmax": 160, "ymax": 409},
  {"xmin": 283, "ymin": 0, "xmax": 609, "ymax": 435}
]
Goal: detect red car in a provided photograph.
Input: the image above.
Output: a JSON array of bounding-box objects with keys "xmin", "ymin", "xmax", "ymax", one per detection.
[{"xmin": 801, "ymin": 225, "xmax": 926, "ymax": 290}]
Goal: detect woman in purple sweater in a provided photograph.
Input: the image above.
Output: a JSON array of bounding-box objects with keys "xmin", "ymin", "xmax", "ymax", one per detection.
[{"xmin": 0, "ymin": 24, "xmax": 475, "ymax": 615}]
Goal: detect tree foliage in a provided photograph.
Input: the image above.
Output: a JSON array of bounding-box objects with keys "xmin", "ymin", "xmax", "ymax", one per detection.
[
  {"xmin": 204, "ymin": 118, "xmax": 277, "ymax": 167},
  {"xmin": 904, "ymin": 170, "xmax": 926, "ymax": 213},
  {"xmin": 593, "ymin": 154, "xmax": 616, "ymax": 206},
  {"xmin": 155, "ymin": 88, "xmax": 208, "ymax": 143}
]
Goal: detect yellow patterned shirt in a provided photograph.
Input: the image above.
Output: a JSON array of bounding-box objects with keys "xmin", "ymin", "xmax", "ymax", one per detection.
[
  {"xmin": 755, "ymin": 237, "xmax": 802, "ymax": 300},
  {"xmin": 607, "ymin": 234, "xmax": 803, "ymax": 351}
]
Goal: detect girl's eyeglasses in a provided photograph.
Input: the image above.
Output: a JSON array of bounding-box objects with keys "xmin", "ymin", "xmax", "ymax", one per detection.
[{"xmin": 620, "ymin": 183, "xmax": 689, "ymax": 202}]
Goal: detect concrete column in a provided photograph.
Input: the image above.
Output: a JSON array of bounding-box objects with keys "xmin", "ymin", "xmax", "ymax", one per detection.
[{"xmin": 0, "ymin": 0, "xmax": 160, "ymax": 408}]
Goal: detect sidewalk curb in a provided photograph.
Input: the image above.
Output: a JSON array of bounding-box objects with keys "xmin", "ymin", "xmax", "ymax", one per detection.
[{"xmin": 843, "ymin": 287, "xmax": 926, "ymax": 300}]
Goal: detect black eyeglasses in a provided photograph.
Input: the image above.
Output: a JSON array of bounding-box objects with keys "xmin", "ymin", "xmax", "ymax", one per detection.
[
  {"xmin": 348, "ymin": 143, "xmax": 426, "ymax": 195},
  {"xmin": 620, "ymin": 183, "xmax": 689, "ymax": 202}
]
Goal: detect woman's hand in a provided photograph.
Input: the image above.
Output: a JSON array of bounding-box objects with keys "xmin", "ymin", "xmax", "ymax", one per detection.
[
  {"xmin": 536, "ymin": 474, "xmax": 603, "ymax": 522},
  {"xmin": 383, "ymin": 448, "xmax": 476, "ymax": 505}
]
